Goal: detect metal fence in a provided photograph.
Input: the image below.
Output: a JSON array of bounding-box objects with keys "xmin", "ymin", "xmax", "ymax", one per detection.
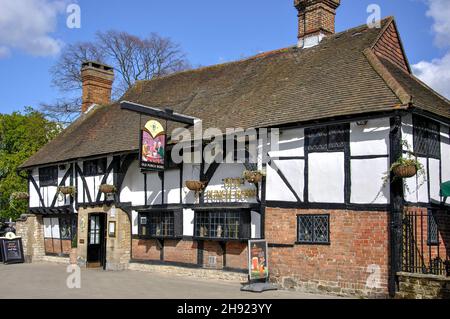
[{"xmin": 402, "ymin": 209, "xmax": 449, "ymax": 276}]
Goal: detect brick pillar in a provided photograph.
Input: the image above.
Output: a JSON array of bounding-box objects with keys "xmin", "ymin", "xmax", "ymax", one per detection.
[{"xmin": 15, "ymin": 214, "xmax": 45, "ymax": 263}]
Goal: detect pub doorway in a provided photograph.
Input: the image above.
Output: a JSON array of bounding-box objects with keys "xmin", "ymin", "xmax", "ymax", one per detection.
[{"xmin": 87, "ymin": 213, "xmax": 106, "ymax": 269}]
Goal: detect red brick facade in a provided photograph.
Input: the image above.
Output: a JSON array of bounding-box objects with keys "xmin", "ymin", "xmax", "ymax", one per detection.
[
  {"xmin": 265, "ymin": 208, "xmax": 389, "ymax": 296},
  {"xmin": 81, "ymin": 62, "xmax": 114, "ymax": 113},
  {"xmin": 132, "ymin": 239, "xmax": 247, "ymax": 271},
  {"xmin": 295, "ymin": 0, "xmax": 340, "ymax": 40}
]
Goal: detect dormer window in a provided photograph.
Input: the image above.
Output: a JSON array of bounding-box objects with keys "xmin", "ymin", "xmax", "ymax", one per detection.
[
  {"xmin": 39, "ymin": 166, "xmax": 58, "ymax": 187},
  {"xmin": 83, "ymin": 158, "xmax": 107, "ymax": 176}
]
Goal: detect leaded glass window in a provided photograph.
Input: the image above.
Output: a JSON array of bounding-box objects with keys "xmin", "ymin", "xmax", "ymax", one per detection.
[
  {"xmin": 428, "ymin": 213, "xmax": 439, "ymax": 246},
  {"xmin": 83, "ymin": 158, "xmax": 107, "ymax": 177},
  {"xmin": 306, "ymin": 124, "xmax": 349, "ymax": 152},
  {"xmin": 139, "ymin": 212, "xmax": 175, "ymax": 238},
  {"xmin": 195, "ymin": 211, "xmax": 245, "ymax": 240},
  {"xmin": 39, "ymin": 166, "xmax": 58, "ymax": 187},
  {"xmin": 413, "ymin": 116, "xmax": 440, "ymax": 158},
  {"xmin": 297, "ymin": 215, "xmax": 330, "ymax": 244}
]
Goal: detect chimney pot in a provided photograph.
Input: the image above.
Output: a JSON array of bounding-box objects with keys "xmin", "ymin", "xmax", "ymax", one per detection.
[
  {"xmin": 294, "ymin": 0, "xmax": 340, "ymax": 48},
  {"xmin": 81, "ymin": 61, "xmax": 114, "ymax": 113}
]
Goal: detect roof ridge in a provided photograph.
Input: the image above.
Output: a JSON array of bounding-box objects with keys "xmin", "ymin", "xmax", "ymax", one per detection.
[{"xmin": 363, "ymin": 48, "xmax": 412, "ymax": 106}]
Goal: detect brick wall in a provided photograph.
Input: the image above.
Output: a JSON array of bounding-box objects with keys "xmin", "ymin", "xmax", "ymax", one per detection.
[
  {"xmin": 132, "ymin": 239, "xmax": 247, "ymax": 271},
  {"xmin": 295, "ymin": 1, "xmax": 339, "ymax": 39},
  {"xmin": 265, "ymin": 208, "xmax": 389, "ymax": 297},
  {"xmin": 373, "ymin": 21, "xmax": 409, "ymax": 72}
]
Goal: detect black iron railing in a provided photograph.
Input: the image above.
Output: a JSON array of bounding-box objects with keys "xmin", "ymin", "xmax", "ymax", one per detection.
[{"xmin": 402, "ymin": 209, "xmax": 449, "ymax": 276}]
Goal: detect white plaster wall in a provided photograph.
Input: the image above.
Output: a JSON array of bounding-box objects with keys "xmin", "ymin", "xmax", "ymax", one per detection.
[
  {"xmin": 404, "ymin": 171, "xmax": 418, "ymax": 203},
  {"xmin": 417, "ymin": 157, "xmax": 429, "ymax": 203},
  {"xmin": 51, "ymin": 217, "xmax": 60, "ymax": 239},
  {"xmin": 204, "ymin": 163, "xmax": 257, "ymax": 203},
  {"xmin": 146, "ymin": 172, "xmax": 162, "ymax": 205},
  {"xmin": 272, "ymin": 160, "xmax": 304, "ymax": 201},
  {"xmin": 266, "ymin": 163, "xmax": 298, "ymax": 202},
  {"xmin": 29, "ymin": 168, "xmax": 40, "ymax": 208},
  {"xmin": 164, "ymin": 170, "xmax": 181, "ymax": 204},
  {"xmin": 131, "ymin": 210, "xmax": 138, "ymax": 235},
  {"xmin": 268, "ymin": 128, "xmax": 304, "ymax": 158},
  {"xmin": 351, "ymin": 158, "xmax": 389, "ymax": 204},
  {"xmin": 441, "ymin": 127, "xmax": 450, "ymax": 183},
  {"xmin": 183, "ymin": 208, "xmax": 194, "ymax": 236},
  {"xmin": 429, "ymin": 158, "xmax": 441, "ymax": 202},
  {"xmin": 350, "ymin": 118, "xmax": 390, "ymax": 156},
  {"xmin": 402, "ymin": 114, "xmax": 414, "ymax": 152},
  {"xmin": 120, "ymin": 160, "xmax": 145, "ymax": 206},
  {"xmin": 43, "ymin": 217, "xmax": 52, "ymax": 238},
  {"xmin": 309, "ymin": 152, "xmax": 345, "ymax": 203},
  {"xmin": 251, "ymin": 211, "xmax": 261, "ymax": 239}
]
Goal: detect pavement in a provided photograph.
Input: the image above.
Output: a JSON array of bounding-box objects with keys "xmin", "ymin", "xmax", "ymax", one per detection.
[{"xmin": 0, "ymin": 263, "xmax": 347, "ymax": 299}]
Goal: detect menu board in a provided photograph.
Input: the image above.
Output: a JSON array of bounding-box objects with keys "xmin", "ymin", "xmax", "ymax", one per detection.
[
  {"xmin": 0, "ymin": 238, "xmax": 24, "ymax": 264},
  {"xmin": 248, "ymin": 240, "xmax": 269, "ymax": 280}
]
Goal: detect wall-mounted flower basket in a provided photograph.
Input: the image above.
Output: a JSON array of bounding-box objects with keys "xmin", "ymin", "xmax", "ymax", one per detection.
[
  {"xmin": 58, "ymin": 186, "xmax": 77, "ymax": 197},
  {"xmin": 243, "ymin": 170, "xmax": 265, "ymax": 184},
  {"xmin": 392, "ymin": 164, "xmax": 417, "ymax": 178},
  {"xmin": 185, "ymin": 181, "xmax": 207, "ymax": 192},
  {"xmin": 10, "ymin": 192, "xmax": 29, "ymax": 201},
  {"xmin": 99, "ymin": 184, "xmax": 117, "ymax": 194}
]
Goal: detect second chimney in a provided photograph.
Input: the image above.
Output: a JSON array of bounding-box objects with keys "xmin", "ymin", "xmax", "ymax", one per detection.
[
  {"xmin": 294, "ymin": 0, "xmax": 340, "ymax": 48},
  {"xmin": 81, "ymin": 61, "xmax": 114, "ymax": 113}
]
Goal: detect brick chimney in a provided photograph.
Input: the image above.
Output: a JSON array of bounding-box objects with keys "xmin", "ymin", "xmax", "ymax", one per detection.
[
  {"xmin": 81, "ymin": 61, "xmax": 114, "ymax": 113},
  {"xmin": 294, "ymin": 0, "xmax": 340, "ymax": 48}
]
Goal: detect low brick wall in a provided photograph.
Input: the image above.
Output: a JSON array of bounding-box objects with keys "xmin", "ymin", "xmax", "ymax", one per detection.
[
  {"xmin": 128, "ymin": 262, "xmax": 248, "ymax": 283},
  {"xmin": 396, "ymin": 272, "xmax": 450, "ymax": 299}
]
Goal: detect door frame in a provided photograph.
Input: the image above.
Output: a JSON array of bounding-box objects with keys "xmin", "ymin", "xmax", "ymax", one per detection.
[{"xmin": 87, "ymin": 213, "xmax": 107, "ymax": 269}]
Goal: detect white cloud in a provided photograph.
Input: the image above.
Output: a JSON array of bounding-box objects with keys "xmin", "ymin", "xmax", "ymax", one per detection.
[
  {"xmin": 412, "ymin": 53, "xmax": 450, "ymax": 99},
  {"xmin": 0, "ymin": 0, "xmax": 67, "ymax": 58},
  {"xmin": 412, "ymin": 0, "xmax": 450, "ymax": 99},
  {"xmin": 0, "ymin": 46, "xmax": 10, "ymax": 58},
  {"xmin": 426, "ymin": 0, "xmax": 450, "ymax": 48}
]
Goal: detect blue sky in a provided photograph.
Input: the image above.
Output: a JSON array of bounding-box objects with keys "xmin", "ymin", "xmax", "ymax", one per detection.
[{"xmin": 0, "ymin": 0, "xmax": 449, "ymax": 115}]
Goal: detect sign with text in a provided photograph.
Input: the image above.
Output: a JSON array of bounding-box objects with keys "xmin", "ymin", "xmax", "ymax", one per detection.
[
  {"xmin": 0, "ymin": 238, "xmax": 24, "ymax": 264},
  {"xmin": 140, "ymin": 119, "xmax": 166, "ymax": 171},
  {"xmin": 248, "ymin": 240, "xmax": 269, "ymax": 280}
]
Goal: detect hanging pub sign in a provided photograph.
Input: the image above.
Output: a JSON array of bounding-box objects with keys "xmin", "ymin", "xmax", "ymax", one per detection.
[
  {"xmin": 248, "ymin": 240, "xmax": 269, "ymax": 281},
  {"xmin": 0, "ymin": 236, "xmax": 25, "ymax": 265},
  {"xmin": 140, "ymin": 119, "xmax": 167, "ymax": 171}
]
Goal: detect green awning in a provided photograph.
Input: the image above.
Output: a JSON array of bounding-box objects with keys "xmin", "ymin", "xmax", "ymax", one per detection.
[{"xmin": 440, "ymin": 181, "xmax": 450, "ymax": 197}]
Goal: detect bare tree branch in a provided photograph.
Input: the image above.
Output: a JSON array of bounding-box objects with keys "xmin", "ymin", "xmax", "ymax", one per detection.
[{"xmin": 44, "ymin": 31, "xmax": 190, "ymax": 124}]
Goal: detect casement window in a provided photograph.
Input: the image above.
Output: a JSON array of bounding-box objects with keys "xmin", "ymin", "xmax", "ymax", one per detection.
[
  {"xmin": 138, "ymin": 211, "xmax": 182, "ymax": 238},
  {"xmin": 83, "ymin": 158, "xmax": 107, "ymax": 176},
  {"xmin": 413, "ymin": 116, "xmax": 440, "ymax": 158},
  {"xmin": 427, "ymin": 212, "xmax": 439, "ymax": 246},
  {"xmin": 43, "ymin": 215, "xmax": 77, "ymax": 256},
  {"xmin": 39, "ymin": 166, "xmax": 58, "ymax": 187},
  {"xmin": 306, "ymin": 124, "xmax": 349, "ymax": 152},
  {"xmin": 297, "ymin": 214, "xmax": 330, "ymax": 244},
  {"xmin": 194, "ymin": 210, "xmax": 251, "ymax": 240}
]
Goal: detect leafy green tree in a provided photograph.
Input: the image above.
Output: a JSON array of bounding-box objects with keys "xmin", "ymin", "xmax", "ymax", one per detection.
[{"xmin": 0, "ymin": 108, "xmax": 61, "ymax": 220}]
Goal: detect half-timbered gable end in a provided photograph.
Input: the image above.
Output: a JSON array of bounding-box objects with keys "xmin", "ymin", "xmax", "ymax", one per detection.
[{"xmin": 17, "ymin": 1, "xmax": 450, "ymax": 298}]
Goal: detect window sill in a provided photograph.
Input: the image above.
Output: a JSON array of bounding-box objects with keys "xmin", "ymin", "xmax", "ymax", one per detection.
[
  {"xmin": 295, "ymin": 242, "xmax": 331, "ymax": 246},
  {"xmin": 193, "ymin": 237, "xmax": 249, "ymax": 242}
]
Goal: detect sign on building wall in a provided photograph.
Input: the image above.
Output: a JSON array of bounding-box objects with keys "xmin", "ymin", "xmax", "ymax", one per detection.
[
  {"xmin": 140, "ymin": 119, "xmax": 166, "ymax": 171},
  {"xmin": 248, "ymin": 240, "xmax": 269, "ymax": 281}
]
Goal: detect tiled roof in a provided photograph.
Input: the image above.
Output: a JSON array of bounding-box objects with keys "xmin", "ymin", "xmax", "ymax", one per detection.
[{"xmin": 20, "ymin": 17, "xmax": 450, "ymax": 169}]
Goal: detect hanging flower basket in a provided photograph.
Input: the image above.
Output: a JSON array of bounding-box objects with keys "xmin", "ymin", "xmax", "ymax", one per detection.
[
  {"xmin": 10, "ymin": 192, "xmax": 29, "ymax": 201},
  {"xmin": 185, "ymin": 181, "xmax": 207, "ymax": 192},
  {"xmin": 243, "ymin": 170, "xmax": 265, "ymax": 184},
  {"xmin": 392, "ymin": 164, "xmax": 417, "ymax": 178},
  {"xmin": 58, "ymin": 186, "xmax": 77, "ymax": 196},
  {"xmin": 99, "ymin": 184, "xmax": 117, "ymax": 194}
]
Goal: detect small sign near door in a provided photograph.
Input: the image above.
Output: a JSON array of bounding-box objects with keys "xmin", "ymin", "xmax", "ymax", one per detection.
[
  {"xmin": 108, "ymin": 221, "xmax": 116, "ymax": 238},
  {"xmin": 248, "ymin": 240, "xmax": 269, "ymax": 280}
]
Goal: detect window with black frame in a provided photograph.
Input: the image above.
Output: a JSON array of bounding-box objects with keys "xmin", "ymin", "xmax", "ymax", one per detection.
[
  {"xmin": 39, "ymin": 166, "xmax": 58, "ymax": 187},
  {"xmin": 413, "ymin": 116, "xmax": 440, "ymax": 158},
  {"xmin": 139, "ymin": 212, "xmax": 175, "ymax": 238},
  {"xmin": 306, "ymin": 124, "xmax": 349, "ymax": 152},
  {"xmin": 428, "ymin": 212, "xmax": 439, "ymax": 246},
  {"xmin": 195, "ymin": 211, "xmax": 249, "ymax": 240},
  {"xmin": 297, "ymin": 215, "xmax": 330, "ymax": 244},
  {"xmin": 83, "ymin": 158, "xmax": 107, "ymax": 176}
]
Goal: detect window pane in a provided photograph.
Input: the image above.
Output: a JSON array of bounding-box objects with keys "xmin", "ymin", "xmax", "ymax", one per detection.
[
  {"xmin": 328, "ymin": 124, "xmax": 348, "ymax": 151},
  {"xmin": 195, "ymin": 211, "xmax": 241, "ymax": 239},
  {"xmin": 427, "ymin": 121, "xmax": 440, "ymax": 158},
  {"xmin": 39, "ymin": 166, "xmax": 58, "ymax": 187},
  {"xmin": 428, "ymin": 213, "xmax": 439, "ymax": 245},
  {"xmin": 313, "ymin": 216, "xmax": 330, "ymax": 243},
  {"xmin": 298, "ymin": 216, "xmax": 313, "ymax": 242},
  {"xmin": 307, "ymin": 128, "xmax": 327, "ymax": 152},
  {"xmin": 413, "ymin": 117, "xmax": 429, "ymax": 156},
  {"xmin": 298, "ymin": 215, "xmax": 329, "ymax": 244}
]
